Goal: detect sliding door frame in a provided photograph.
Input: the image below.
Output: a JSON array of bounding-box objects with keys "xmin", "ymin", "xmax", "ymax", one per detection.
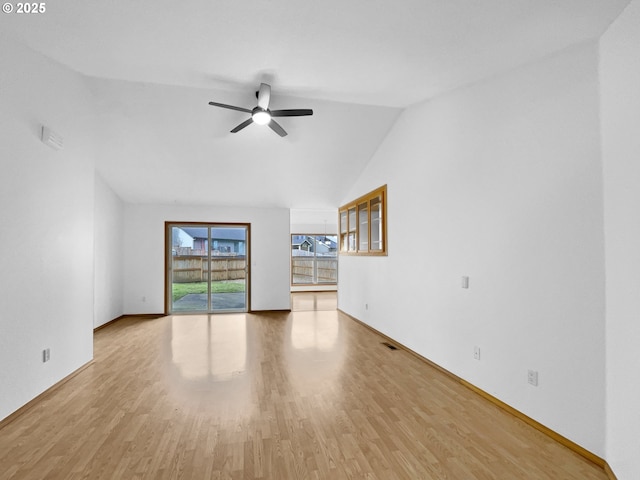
[{"xmin": 164, "ymin": 221, "xmax": 251, "ymax": 314}]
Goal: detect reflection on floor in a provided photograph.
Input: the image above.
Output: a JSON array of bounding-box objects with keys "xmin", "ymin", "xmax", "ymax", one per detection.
[
  {"xmin": 0, "ymin": 290, "xmax": 607, "ymax": 479},
  {"xmin": 291, "ymin": 291, "xmax": 337, "ymax": 311},
  {"xmin": 171, "ymin": 314, "xmax": 247, "ymax": 382}
]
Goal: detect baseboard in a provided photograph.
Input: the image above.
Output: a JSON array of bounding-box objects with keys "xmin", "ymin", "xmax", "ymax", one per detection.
[
  {"xmin": 604, "ymin": 462, "xmax": 618, "ymax": 480},
  {"xmin": 250, "ymin": 309, "xmax": 292, "ymax": 313},
  {"xmin": 124, "ymin": 313, "xmax": 165, "ymax": 319},
  {"xmin": 94, "ymin": 314, "xmax": 165, "ymax": 332},
  {"xmin": 457, "ymin": 378, "xmax": 604, "ymax": 467},
  {"xmin": 339, "ymin": 309, "xmax": 610, "ymax": 473},
  {"xmin": 0, "ymin": 360, "xmax": 94, "ymax": 431},
  {"xmin": 94, "ymin": 314, "xmax": 126, "ymax": 332}
]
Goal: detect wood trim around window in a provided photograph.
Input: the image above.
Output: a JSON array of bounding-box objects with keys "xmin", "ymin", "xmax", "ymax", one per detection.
[
  {"xmin": 338, "ymin": 185, "xmax": 387, "ymax": 256},
  {"xmin": 290, "ymin": 234, "xmax": 338, "ymax": 286},
  {"xmin": 164, "ymin": 221, "xmax": 251, "ymax": 314}
]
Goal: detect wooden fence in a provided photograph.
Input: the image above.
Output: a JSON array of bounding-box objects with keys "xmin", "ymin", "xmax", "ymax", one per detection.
[
  {"xmin": 291, "ymin": 257, "xmax": 337, "ymax": 284},
  {"xmin": 172, "ymin": 256, "xmax": 246, "ymax": 283}
]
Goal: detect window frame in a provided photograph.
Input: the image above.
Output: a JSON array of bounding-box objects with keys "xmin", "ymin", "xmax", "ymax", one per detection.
[
  {"xmin": 290, "ymin": 234, "xmax": 338, "ymax": 285},
  {"xmin": 338, "ymin": 185, "xmax": 387, "ymax": 256}
]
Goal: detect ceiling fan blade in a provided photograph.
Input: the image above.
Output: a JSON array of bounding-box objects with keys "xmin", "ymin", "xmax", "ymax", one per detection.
[
  {"xmin": 230, "ymin": 118, "xmax": 254, "ymax": 133},
  {"xmin": 270, "ymin": 109, "xmax": 314, "ymax": 117},
  {"xmin": 268, "ymin": 119, "xmax": 287, "ymax": 137},
  {"xmin": 257, "ymin": 83, "xmax": 271, "ymax": 110},
  {"xmin": 208, "ymin": 101, "xmax": 252, "ymax": 114}
]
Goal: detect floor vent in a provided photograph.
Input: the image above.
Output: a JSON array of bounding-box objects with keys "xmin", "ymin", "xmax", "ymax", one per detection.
[{"xmin": 381, "ymin": 342, "xmax": 398, "ymax": 350}]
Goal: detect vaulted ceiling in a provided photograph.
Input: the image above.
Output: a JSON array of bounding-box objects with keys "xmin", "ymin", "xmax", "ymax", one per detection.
[{"xmin": 3, "ymin": 0, "xmax": 630, "ymax": 208}]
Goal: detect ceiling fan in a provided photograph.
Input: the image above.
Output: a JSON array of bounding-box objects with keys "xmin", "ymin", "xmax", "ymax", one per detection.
[{"xmin": 208, "ymin": 83, "xmax": 313, "ymax": 137}]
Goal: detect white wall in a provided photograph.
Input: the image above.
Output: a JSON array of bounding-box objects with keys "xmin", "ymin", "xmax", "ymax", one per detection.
[
  {"xmin": 290, "ymin": 208, "xmax": 338, "ymax": 235},
  {"xmin": 600, "ymin": 1, "xmax": 640, "ymax": 478},
  {"xmin": 2, "ymin": 12, "xmax": 636, "ymax": 474},
  {"xmin": 123, "ymin": 204, "xmax": 291, "ymax": 313},
  {"xmin": 0, "ymin": 36, "xmax": 96, "ymax": 421},
  {"xmin": 94, "ymin": 173, "xmax": 124, "ymax": 328},
  {"xmin": 339, "ymin": 42, "xmax": 606, "ymax": 456}
]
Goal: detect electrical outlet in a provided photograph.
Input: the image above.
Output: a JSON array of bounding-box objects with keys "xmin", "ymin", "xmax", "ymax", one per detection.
[
  {"xmin": 365, "ymin": 303, "xmax": 368, "ymax": 310},
  {"xmin": 473, "ymin": 346, "xmax": 481, "ymax": 360},
  {"xmin": 528, "ymin": 369, "xmax": 538, "ymax": 386},
  {"xmin": 42, "ymin": 348, "xmax": 50, "ymax": 363}
]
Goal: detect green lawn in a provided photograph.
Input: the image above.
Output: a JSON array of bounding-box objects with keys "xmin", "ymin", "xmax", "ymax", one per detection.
[{"xmin": 172, "ymin": 281, "xmax": 245, "ymax": 301}]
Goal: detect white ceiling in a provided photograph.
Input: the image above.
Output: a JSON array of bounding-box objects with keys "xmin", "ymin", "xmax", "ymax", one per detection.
[{"xmin": 3, "ymin": 0, "xmax": 630, "ymax": 208}]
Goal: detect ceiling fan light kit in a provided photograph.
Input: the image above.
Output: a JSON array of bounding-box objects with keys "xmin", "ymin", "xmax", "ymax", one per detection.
[
  {"xmin": 208, "ymin": 83, "xmax": 313, "ymax": 137},
  {"xmin": 252, "ymin": 108, "xmax": 271, "ymax": 125}
]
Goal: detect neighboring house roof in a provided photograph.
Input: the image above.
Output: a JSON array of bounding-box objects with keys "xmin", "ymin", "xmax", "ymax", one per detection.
[
  {"xmin": 318, "ymin": 237, "xmax": 337, "ymax": 250},
  {"xmin": 292, "ymin": 238, "xmax": 313, "ymax": 247},
  {"xmin": 291, "ymin": 235, "xmax": 306, "ymax": 246},
  {"xmin": 180, "ymin": 227, "xmax": 246, "ymax": 242},
  {"xmin": 292, "ymin": 235, "xmax": 337, "ymax": 250}
]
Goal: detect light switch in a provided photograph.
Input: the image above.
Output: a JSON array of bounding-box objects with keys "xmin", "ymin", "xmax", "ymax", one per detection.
[{"xmin": 462, "ymin": 276, "xmax": 469, "ymax": 289}]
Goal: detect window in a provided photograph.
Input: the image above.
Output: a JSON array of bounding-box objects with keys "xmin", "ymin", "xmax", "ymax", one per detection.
[
  {"xmin": 291, "ymin": 235, "xmax": 338, "ymax": 285},
  {"xmin": 339, "ymin": 185, "xmax": 387, "ymax": 255}
]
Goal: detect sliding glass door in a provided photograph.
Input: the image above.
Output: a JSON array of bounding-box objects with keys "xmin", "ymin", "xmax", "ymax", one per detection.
[{"xmin": 167, "ymin": 223, "xmax": 249, "ymax": 313}]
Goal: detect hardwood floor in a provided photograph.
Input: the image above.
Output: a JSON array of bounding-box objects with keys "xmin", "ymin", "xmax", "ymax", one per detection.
[
  {"xmin": 291, "ymin": 291, "xmax": 337, "ymax": 312},
  {"xmin": 0, "ymin": 293, "xmax": 607, "ymax": 479}
]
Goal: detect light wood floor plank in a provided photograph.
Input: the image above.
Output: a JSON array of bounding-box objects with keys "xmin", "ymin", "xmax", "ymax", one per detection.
[{"xmin": 0, "ymin": 293, "xmax": 607, "ymax": 479}]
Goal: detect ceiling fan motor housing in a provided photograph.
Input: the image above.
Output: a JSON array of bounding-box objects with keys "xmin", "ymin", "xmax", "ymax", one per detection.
[{"xmin": 251, "ymin": 106, "xmax": 271, "ymax": 125}]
